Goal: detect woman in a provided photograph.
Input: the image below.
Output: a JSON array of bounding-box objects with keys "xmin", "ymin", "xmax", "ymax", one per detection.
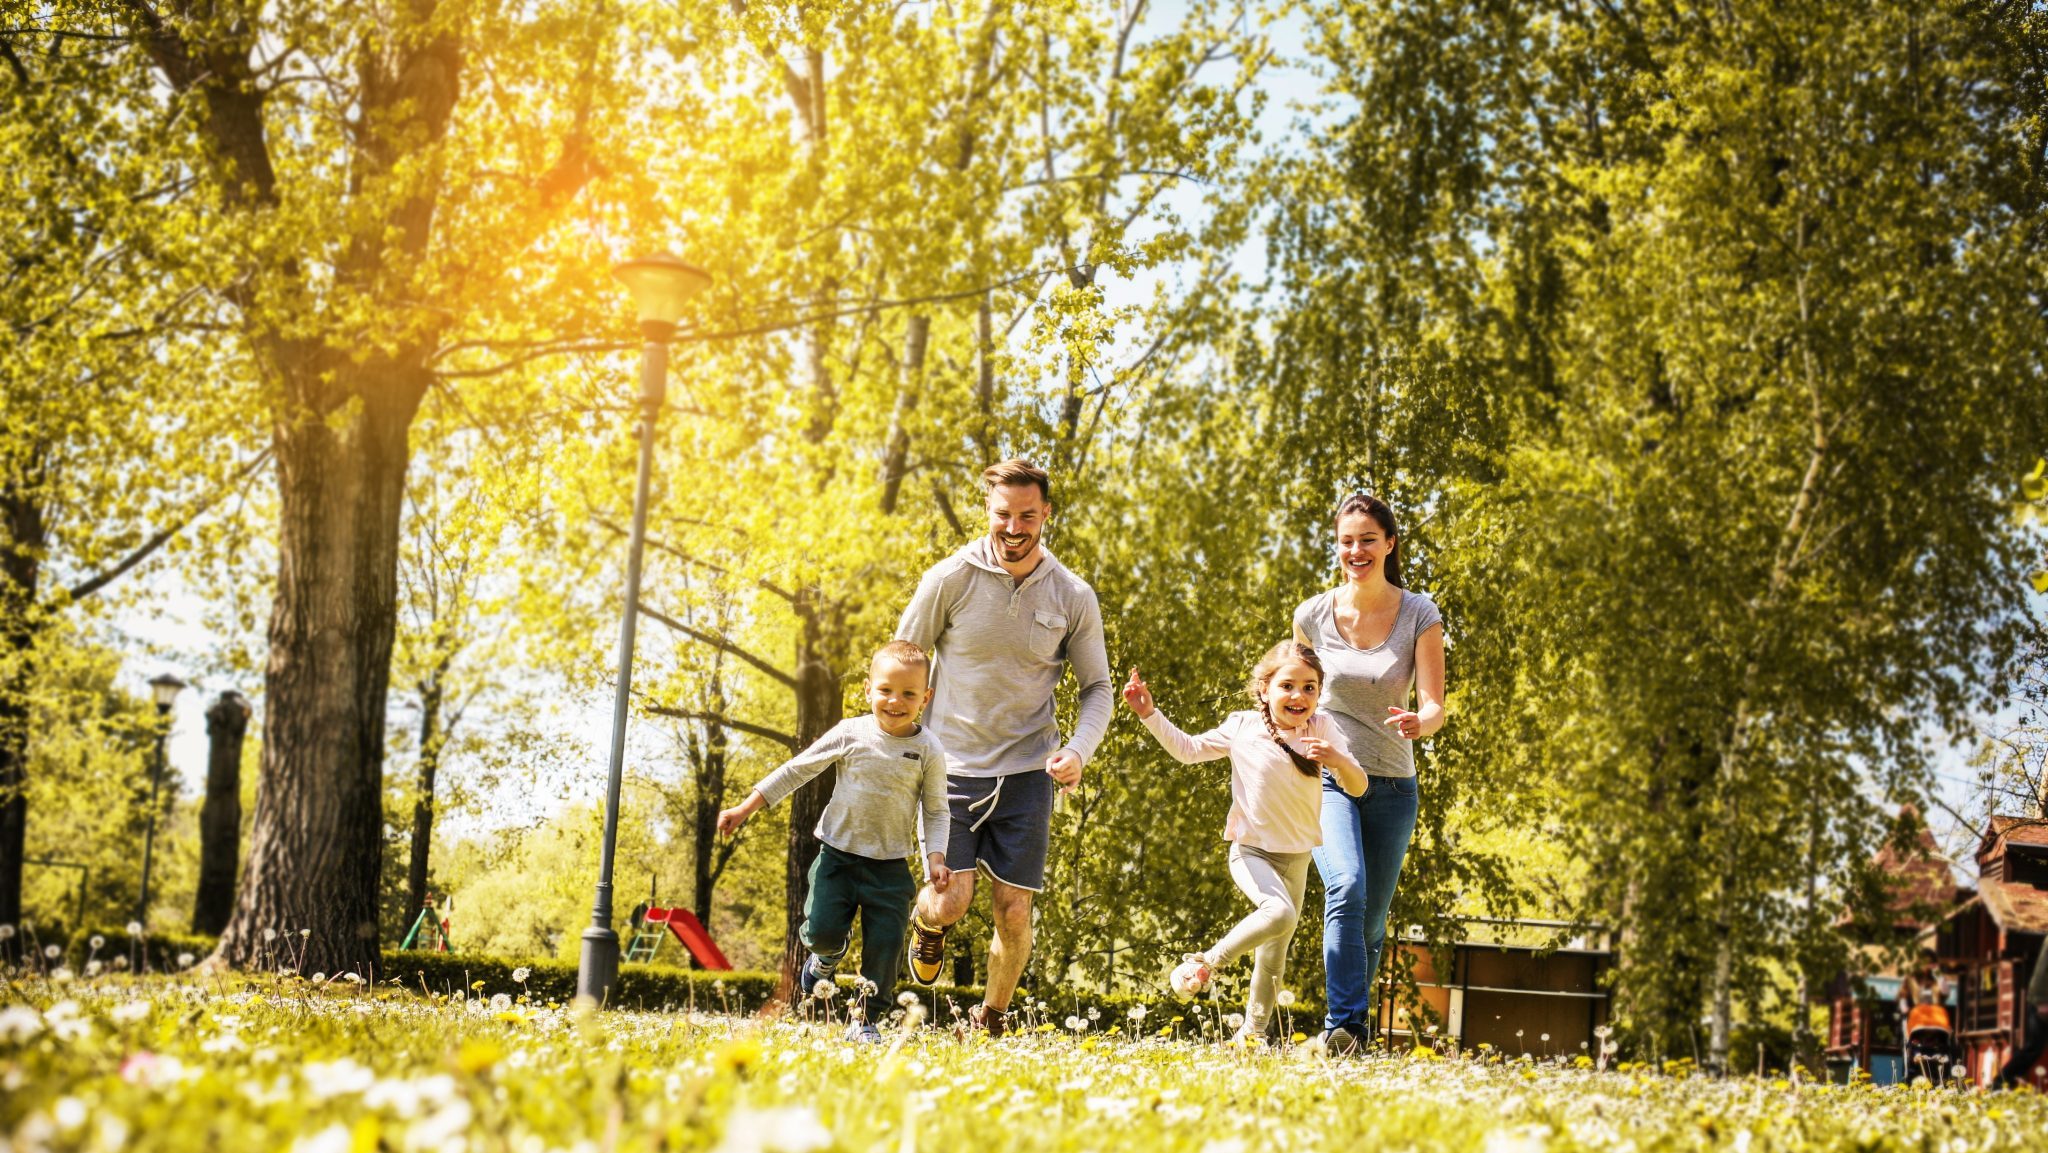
[{"xmin": 1293, "ymin": 492, "xmax": 1446, "ymax": 1053}]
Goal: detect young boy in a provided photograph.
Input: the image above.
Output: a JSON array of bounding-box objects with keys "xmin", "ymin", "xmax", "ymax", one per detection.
[{"xmin": 716, "ymin": 640, "xmax": 952, "ymax": 1041}]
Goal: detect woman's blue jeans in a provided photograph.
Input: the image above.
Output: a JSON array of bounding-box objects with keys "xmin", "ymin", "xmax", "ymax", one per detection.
[{"xmin": 1313, "ymin": 774, "xmax": 1419, "ymax": 1034}]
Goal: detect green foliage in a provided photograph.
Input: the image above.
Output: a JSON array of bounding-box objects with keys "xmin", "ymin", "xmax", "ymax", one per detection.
[{"xmin": 1268, "ymin": 0, "xmax": 2048, "ymax": 1063}]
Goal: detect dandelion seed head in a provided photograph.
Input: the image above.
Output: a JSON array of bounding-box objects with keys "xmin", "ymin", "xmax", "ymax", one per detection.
[
  {"xmin": 88, "ymin": 935, "xmax": 104, "ymax": 950},
  {"xmin": 125, "ymin": 922, "xmax": 143, "ymax": 937}
]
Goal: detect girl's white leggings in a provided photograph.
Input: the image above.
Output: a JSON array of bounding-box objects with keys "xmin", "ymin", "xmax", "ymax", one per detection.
[{"xmin": 1209, "ymin": 843, "xmax": 1312, "ymax": 1035}]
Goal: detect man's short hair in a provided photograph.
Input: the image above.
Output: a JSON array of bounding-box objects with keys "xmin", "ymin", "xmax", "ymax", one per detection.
[
  {"xmin": 872, "ymin": 639, "xmax": 931, "ymax": 676},
  {"xmin": 981, "ymin": 459, "xmax": 1051, "ymax": 503}
]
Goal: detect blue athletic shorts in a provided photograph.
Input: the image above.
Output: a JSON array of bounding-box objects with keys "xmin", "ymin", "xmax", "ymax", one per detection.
[{"xmin": 945, "ymin": 770, "xmax": 1055, "ymax": 892}]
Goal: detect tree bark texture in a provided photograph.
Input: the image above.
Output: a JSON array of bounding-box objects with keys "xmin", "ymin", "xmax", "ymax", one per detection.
[
  {"xmin": 0, "ymin": 465, "xmax": 48, "ymax": 928},
  {"xmin": 191, "ymin": 691, "xmax": 251, "ymax": 935},
  {"xmin": 215, "ymin": 369, "xmax": 428, "ymax": 976}
]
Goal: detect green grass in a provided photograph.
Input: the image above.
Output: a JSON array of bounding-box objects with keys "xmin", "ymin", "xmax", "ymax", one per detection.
[{"xmin": 1, "ymin": 972, "xmax": 2043, "ymax": 1152}]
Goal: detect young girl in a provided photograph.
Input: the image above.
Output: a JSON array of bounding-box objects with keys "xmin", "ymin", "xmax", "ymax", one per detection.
[{"xmin": 1122, "ymin": 642, "xmax": 1368, "ymax": 1044}]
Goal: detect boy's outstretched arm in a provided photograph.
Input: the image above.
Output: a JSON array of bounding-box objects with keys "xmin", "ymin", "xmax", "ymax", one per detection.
[{"xmin": 716, "ymin": 791, "xmax": 766, "ymax": 836}]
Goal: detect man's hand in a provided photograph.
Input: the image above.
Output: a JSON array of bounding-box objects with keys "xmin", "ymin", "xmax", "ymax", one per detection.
[
  {"xmin": 928, "ymin": 853, "xmax": 952, "ymax": 893},
  {"xmin": 1046, "ymin": 749, "xmax": 1083, "ymax": 793},
  {"xmin": 1121, "ymin": 667, "xmax": 1156, "ymax": 718}
]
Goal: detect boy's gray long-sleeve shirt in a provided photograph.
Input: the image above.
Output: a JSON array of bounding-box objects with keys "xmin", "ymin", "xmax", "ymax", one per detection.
[
  {"xmin": 895, "ymin": 539, "xmax": 1114, "ymax": 778},
  {"xmin": 753, "ymin": 716, "xmax": 950, "ymax": 862}
]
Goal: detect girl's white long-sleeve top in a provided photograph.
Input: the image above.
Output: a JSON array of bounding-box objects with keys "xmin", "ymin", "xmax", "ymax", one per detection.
[{"xmin": 1138, "ymin": 709, "xmax": 1355, "ymax": 854}]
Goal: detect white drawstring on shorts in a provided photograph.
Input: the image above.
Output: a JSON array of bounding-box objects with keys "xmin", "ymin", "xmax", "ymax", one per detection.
[{"xmin": 966, "ymin": 775, "xmax": 1006, "ymax": 832}]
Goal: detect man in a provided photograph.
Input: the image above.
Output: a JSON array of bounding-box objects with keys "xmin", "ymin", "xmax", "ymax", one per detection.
[{"xmin": 894, "ymin": 459, "xmax": 1113, "ymax": 1036}]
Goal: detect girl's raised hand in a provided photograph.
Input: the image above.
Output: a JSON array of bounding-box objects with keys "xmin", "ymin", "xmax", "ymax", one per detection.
[{"xmin": 1122, "ymin": 667, "xmax": 1156, "ymax": 718}]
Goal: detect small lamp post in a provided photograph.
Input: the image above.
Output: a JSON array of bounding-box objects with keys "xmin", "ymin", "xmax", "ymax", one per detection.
[
  {"xmin": 576, "ymin": 253, "xmax": 712, "ymax": 1006},
  {"xmin": 137, "ymin": 672, "xmax": 187, "ymax": 926}
]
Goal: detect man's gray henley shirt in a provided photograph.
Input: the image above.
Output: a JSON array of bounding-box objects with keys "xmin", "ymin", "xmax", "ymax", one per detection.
[{"xmin": 895, "ymin": 539, "xmax": 1113, "ymax": 778}]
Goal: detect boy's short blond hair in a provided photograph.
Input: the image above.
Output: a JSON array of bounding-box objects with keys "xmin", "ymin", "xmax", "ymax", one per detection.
[{"xmin": 871, "ymin": 639, "xmax": 930, "ymax": 676}]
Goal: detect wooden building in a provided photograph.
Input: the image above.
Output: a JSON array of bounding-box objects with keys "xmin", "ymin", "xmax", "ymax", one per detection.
[
  {"xmin": 1371, "ymin": 919, "xmax": 1612, "ymax": 1055},
  {"xmin": 1934, "ymin": 816, "xmax": 2048, "ymax": 1089},
  {"xmin": 1820, "ymin": 815, "xmax": 1963, "ymax": 1084}
]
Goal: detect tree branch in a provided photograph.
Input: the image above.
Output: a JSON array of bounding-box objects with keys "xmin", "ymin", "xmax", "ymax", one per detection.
[
  {"xmin": 637, "ymin": 602, "xmax": 797, "ymax": 689},
  {"xmin": 646, "ymin": 705, "xmax": 796, "ymax": 751},
  {"xmin": 65, "ymin": 448, "xmax": 273, "ymax": 601}
]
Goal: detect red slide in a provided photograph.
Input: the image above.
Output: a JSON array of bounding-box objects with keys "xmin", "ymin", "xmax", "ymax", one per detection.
[{"xmin": 643, "ymin": 906, "xmax": 732, "ymax": 970}]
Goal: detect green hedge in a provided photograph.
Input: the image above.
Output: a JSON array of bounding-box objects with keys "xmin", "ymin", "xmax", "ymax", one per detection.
[{"xmin": 386, "ymin": 951, "xmax": 783, "ymax": 1015}]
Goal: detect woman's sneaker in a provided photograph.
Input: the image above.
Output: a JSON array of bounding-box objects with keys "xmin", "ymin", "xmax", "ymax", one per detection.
[{"xmin": 1169, "ymin": 954, "xmax": 1213, "ymax": 999}]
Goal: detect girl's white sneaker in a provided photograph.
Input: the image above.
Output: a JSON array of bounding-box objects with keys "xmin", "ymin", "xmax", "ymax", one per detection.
[{"xmin": 1169, "ymin": 954, "xmax": 1214, "ymax": 999}]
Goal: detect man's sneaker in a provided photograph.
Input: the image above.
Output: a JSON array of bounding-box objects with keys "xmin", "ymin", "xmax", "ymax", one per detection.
[
  {"xmin": 843, "ymin": 1020, "xmax": 882, "ymax": 1044},
  {"xmin": 798, "ymin": 951, "xmax": 841, "ymax": 999},
  {"xmin": 969, "ymin": 1003, "xmax": 1009, "ymax": 1038},
  {"xmin": 1169, "ymin": 953, "xmax": 1214, "ymax": 999},
  {"xmin": 908, "ymin": 915, "xmax": 947, "ymax": 985}
]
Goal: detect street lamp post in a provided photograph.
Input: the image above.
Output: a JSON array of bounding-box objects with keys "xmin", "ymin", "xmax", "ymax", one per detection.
[
  {"xmin": 137, "ymin": 672, "xmax": 187, "ymax": 926},
  {"xmin": 576, "ymin": 253, "xmax": 713, "ymax": 1006}
]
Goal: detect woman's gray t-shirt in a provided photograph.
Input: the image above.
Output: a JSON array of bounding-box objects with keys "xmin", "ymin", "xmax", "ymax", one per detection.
[{"xmin": 1292, "ymin": 588, "xmax": 1443, "ymax": 778}]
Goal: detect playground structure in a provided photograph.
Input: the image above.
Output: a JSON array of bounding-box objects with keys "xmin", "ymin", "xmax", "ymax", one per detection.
[
  {"xmin": 400, "ymin": 896, "xmax": 452, "ymax": 952},
  {"xmin": 1372, "ymin": 918, "xmax": 1614, "ymax": 1055},
  {"xmin": 625, "ymin": 906, "xmax": 732, "ymax": 970}
]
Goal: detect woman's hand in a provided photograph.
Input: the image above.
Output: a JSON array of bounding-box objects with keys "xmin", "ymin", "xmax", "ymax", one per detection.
[
  {"xmin": 1121, "ymin": 667, "xmax": 1156, "ymax": 718},
  {"xmin": 1384, "ymin": 706, "xmax": 1424, "ymax": 740}
]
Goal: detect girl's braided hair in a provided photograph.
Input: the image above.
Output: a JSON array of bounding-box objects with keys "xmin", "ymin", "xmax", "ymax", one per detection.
[{"xmin": 1248, "ymin": 640, "xmax": 1325, "ymax": 778}]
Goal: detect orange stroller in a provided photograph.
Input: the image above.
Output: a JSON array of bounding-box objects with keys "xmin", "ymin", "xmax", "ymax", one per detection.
[{"xmin": 1904, "ymin": 1002, "xmax": 1956, "ymax": 1084}]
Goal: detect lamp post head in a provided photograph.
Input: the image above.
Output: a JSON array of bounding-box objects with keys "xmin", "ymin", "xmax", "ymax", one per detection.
[
  {"xmin": 148, "ymin": 673, "xmax": 187, "ymax": 714},
  {"xmin": 612, "ymin": 253, "xmax": 712, "ymax": 343}
]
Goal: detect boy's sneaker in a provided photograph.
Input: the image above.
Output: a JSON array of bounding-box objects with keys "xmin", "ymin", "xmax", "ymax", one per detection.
[
  {"xmin": 968, "ymin": 1003, "xmax": 1009, "ymax": 1038},
  {"xmin": 1169, "ymin": 953, "xmax": 1214, "ymax": 999},
  {"xmin": 798, "ymin": 952, "xmax": 841, "ymax": 999},
  {"xmin": 908, "ymin": 915, "xmax": 947, "ymax": 985},
  {"xmin": 843, "ymin": 1021, "xmax": 882, "ymax": 1045}
]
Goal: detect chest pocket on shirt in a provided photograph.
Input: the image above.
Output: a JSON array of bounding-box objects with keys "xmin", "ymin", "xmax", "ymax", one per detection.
[{"xmin": 1030, "ymin": 610, "xmax": 1067, "ymax": 659}]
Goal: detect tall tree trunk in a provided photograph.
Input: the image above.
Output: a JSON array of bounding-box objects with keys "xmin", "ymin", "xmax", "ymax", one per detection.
[
  {"xmin": 215, "ymin": 367, "xmax": 427, "ymax": 976},
  {"xmin": 404, "ymin": 671, "xmax": 446, "ymax": 925},
  {"xmin": 191, "ymin": 691, "xmax": 251, "ymax": 935},
  {"xmin": 879, "ymin": 315, "xmax": 931, "ymax": 513},
  {"xmin": 0, "ymin": 473, "xmax": 46, "ymax": 928},
  {"xmin": 691, "ymin": 672, "xmax": 729, "ymax": 933},
  {"xmin": 781, "ymin": 587, "xmax": 843, "ymax": 994}
]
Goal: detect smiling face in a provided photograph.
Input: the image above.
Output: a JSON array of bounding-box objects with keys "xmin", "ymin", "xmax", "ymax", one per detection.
[
  {"xmin": 1336, "ymin": 511, "xmax": 1396, "ymax": 587},
  {"xmin": 866, "ymin": 654, "xmax": 930, "ymax": 737},
  {"xmin": 1261, "ymin": 659, "xmax": 1322, "ymax": 731},
  {"xmin": 985, "ymin": 483, "xmax": 1051, "ymax": 569}
]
